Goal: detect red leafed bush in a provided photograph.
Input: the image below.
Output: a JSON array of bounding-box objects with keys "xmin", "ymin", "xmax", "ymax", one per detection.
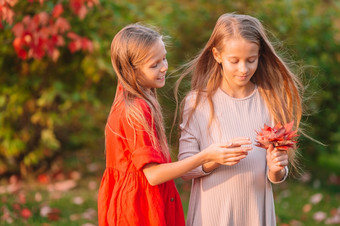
[
  {"xmin": 0, "ymin": 0, "xmax": 100, "ymax": 177},
  {"xmin": 1, "ymin": 0, "xmax": 97, "ymax": 61},
  {"xmin": 0, "ymin": 0, "xmax": 17, "ymax": 28},
  {"xmin": 255, "ymin": 121, "xmax": 299, "ymax": 150}
]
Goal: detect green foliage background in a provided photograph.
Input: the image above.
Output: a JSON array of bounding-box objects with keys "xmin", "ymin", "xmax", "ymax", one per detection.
[{"xmin": 0, "ymin": 0, "xmax": 340, "ymax": 176}]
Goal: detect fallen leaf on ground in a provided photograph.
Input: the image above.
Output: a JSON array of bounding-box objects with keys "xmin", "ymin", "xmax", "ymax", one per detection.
[
  {"xmin": 35, "ymin": 192, "xmax": 42, "ymax": 202},
  {"xmin": 70, "ymin": 171, "xmax": 82, "ymax": 180},
  {"xmin": 40, "ymin": 205, "xmax": 52, "ymax": 217},
  {"xmin": 73, "ymin": 196, "xmax": 84, "ymax": 205},
  {"xmin": 18, "ymin": 192, "xmax": 26, "ymax": 204},
  {"xmin": 12, "ymin": 203, "xmax": 21, "ymax": 211},
  {"xmin": 313, "ymin": 211, "xmax": 327, "ymax": 222},
  {"xmin": 82, "ymin": 208, "xmax": 96, "ymax": 220},
  {"xmin": 21, "ymin": 208, "xmax": 32, "ymax": 219},
  {"xmin": 290, "ymin": 219, "xmax": 303, "ymax": 226},
  {"xmin": 310, "ymin": 193, "xmax": 323, "ymax": 204},
  {"xmin": 87, "ymin": 163, "xmax": 99, "ymax": 172},
  {"xmin": 325, "ymin": 215, "xmax": 340, "ymax": 224},
  {"xmin": 303, "ymin": 204, "xmax": 312, "ymax": 213},
  {"xmin": 88, "ymin": 181, "xmax": 97, "ymax": 190},
  {"xmin": 47, "ymin": 208, "xmax": 61, "ymax": 221},
  {"xmin": 70, "ymin": 213, "xmax": 81, "ymax": 221},
  {"xmin": 48, "ymin": 179, "xmax": 77, "ymax": 192},
  {"xmin": 298, "ymin": 172, "xmax": 311, "ymax": 183},
  {"xmin": 37, "ymin": 174, "xmax": 50, "ymax": 184}
]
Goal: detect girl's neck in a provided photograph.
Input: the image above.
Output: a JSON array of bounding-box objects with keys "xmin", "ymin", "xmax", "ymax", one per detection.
[{"xmin": 220, "ymin": 81, "xmax": 255, "ymax": 98}]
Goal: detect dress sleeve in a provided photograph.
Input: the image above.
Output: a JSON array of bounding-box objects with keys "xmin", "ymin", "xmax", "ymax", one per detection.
[
  {"xmin": 122, "ymin": 99, "xmax": 164, "ymax": 171},
  {"xmin": 178, "ymin": 94, "xmax": 211, "ymax": 180}
]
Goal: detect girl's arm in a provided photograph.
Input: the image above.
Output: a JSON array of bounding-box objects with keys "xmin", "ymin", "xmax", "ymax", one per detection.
[
  {"xmin": 202, "ymin": 137, "xmax": 253, "ymax": 172},
  {"xmin": 143, "ymin": 140, "xmax": 251, "ymax": 186}
]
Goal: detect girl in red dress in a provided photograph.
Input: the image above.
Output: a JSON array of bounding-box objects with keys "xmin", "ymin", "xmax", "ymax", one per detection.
[{"xmin": 97, "ymin": 23, "xmax": 251, "ymax": 226}]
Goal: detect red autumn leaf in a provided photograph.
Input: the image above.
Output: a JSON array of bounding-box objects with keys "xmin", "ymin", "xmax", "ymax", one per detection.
[
  {"xmin": 21, "ymin": 15, "xmax": 30, "ymax": 25},
  {"xmin": 18, "ymin": 192, "xmax": 26, "ymax": 204},
  {"xmin": 38, "ymin": 12, "xmax": 49, "ymax": 26},
  {"xmin": 69, "ymin": 0, "xmax": 83, "ymax": 15},
  {"xmin": 56, "ymin": 35, "xmax": 65, "ymax": 46},
  {"xmin": 29, "ymin": 15, "xmax": 39, "ymax": 31},
  {"xmin": 67, "ymin": 31, "xmax": 80, "ymax": 40},
  {"xmin": 39, "ymin": 26, "xmax": 51, "ymax": 39},
  {"xmin": 54, "ymin": 17, "xmax": 70, "ymax": 33},
  {"xmin": 18, "ymin": 48, "xmax": 28, "ymax": 59},
  {"xmin": 69, "ymin": 0, "xmax": 99, "ymax": 19},
  {"xmin": 30, "ymin": 38, "xmax": 45, "ymax": 59},
  {"xmin": 13, "ymin": 37, "xmax": 28, "ymax": 59},
  {"xmin": 12, "ymin": 22, "xmax": 24, "ymax": 36},
  {"xmin": 6, "ymin": 0, "xmax": 19, "ymax": 7},
  {"xmin": 21, "ymin": 208, "xmax": 32, "ymax": 219},
  {"xmin": 255, "ymin": 121, "xmax": 298, "ymax": 150},
  {"xmin": 53, "ymin": 179, "xmax": 77, "ymax": 191},
  {"xmin": 47, "ymin": 208, "xmax": 61, "ymax": 221},
  {"xmin": 37, "ymin": 174, "xmax": 50, "ymax": 184},
  {"xmin": 28, "ymin": 0, "xmax": 45, "ymax": 5},
  {"xmin": 68, "ymin": 41, "xmax": 78, "ymax": 53},
  {"xmin": 52, "ymin": 4, "xmax": 63, "ymax": 18},
  {"xmin": 13, "ymin": 37, "xmax": 22, "ymax": 50},
  {"xmin": 51, "ymin": 48, "xmax": 60, "ymax": 62},
  {"xmin": 87, "ymin": 0, "xmax": 99, "ymax": 8},
  {"xmin": 12, "ymin": 202, "xmax": 21, "ymax": 210},
  {"xmin": 78, "ymin": 5, "xmax": 87, "ymax": 20}
]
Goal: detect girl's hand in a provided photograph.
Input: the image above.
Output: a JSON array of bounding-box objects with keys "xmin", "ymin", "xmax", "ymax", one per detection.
[
  {"xmin": 266, "ymin": 144, "xmax": 288, "ymax": 173},
  {"xmin": 203, "ymin": 137, "xmax": 252, "ymax": 166}
]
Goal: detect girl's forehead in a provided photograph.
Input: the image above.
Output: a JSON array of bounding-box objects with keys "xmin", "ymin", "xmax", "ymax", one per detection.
[
  {"xmin": 144, "ymin": 39, "xmax": 167, "ymax": 61},
  {"xmin": 221, "ymin": 38, "xmax": 259, "ymax": 54}
]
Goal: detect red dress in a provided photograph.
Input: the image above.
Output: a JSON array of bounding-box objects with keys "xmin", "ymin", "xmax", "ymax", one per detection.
[{"xmin": 97, "ymin": 85, "xmax": 185, "ymax": 226}]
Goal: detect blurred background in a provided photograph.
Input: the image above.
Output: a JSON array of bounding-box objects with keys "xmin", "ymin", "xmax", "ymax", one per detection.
[{"xmin": 0, "ymin": 0, "xmax": 339, "ymax": 225}]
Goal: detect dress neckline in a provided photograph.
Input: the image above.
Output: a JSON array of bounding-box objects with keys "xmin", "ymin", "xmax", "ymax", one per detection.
[{"xmin": 217, "ymin": 84, "xmax": 258, "ymax": 101}]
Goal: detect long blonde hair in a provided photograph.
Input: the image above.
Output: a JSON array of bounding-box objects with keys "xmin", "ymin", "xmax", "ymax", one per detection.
[
  {"xmin": 175, "ymin": 13, "xmax": 303, "ymax": 168},
  {"xmin": 111, "ymin": 24, "xmax": 170, "ymax": 161}
]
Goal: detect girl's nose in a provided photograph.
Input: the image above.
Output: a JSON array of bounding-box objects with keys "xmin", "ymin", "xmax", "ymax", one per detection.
[
  {"xmin": 161, "ymin": 60, "xmax": 168, "ymax": 72},
  {"xmin": 239, "ymin": 62, "xmax": 249, "ymax": 74}
]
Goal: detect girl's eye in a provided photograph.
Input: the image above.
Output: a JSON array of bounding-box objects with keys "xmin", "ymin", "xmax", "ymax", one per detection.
[
  {"xmin": 248, "ymin": 57, "xmax": 258, "ymax": 63},
  {"xmin": 151, "ymin": 64, "xmax": 158, "ymax": 68},
  {"xmin": 228, "ymin": 58, "xmax": 238, "ymax": 64}
]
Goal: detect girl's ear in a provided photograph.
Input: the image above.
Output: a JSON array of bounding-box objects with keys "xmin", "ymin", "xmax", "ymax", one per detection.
[{"xmin": 212, "ymin": 47, "xmax": 221, "ymax": 64}]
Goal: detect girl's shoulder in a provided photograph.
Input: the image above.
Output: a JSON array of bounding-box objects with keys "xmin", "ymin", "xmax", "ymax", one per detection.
[
  {"xmin": 134, "ymin": 98, "xmax": 151, "ymax": 112},
  {"xmin": 183, "ymin": 90, "xmax": 209, "ymax": 108},
  {"xmin": 109, "ymin": 98, "xmax": 151, "ymax": 120},
  {"xmin": 111, "ymin": 84, "xmax": 151, "ymax": 115}
]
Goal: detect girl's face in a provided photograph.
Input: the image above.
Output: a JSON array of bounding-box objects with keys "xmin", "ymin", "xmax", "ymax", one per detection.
[
  {"xmin": 138, "ymin": 38, "xmax": 168, "ymax": 90},
  {"xmin": 213, "ymin": 37, "xmax": 259, "ymax": 93}
]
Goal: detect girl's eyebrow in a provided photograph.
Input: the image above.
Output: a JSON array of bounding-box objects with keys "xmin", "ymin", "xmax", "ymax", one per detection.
[
  {"xmin": 227, "ymin": 54, "xmax": 259, "ymax": 58},
  {"xmin": 150, "ymin": 52, "xmax": 167, "ymax": 63}
]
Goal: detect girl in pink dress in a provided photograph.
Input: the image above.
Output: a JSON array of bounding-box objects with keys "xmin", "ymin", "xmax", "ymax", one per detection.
[{"xmin": 176, "ymin": 13, "xmax": 303, "ymax": 226}]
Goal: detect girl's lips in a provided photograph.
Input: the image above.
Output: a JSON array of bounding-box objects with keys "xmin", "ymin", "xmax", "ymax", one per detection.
[
  {"xmin": 157, "ymin": 74, "xmax": 166, "ymax": 80},
  {"xmin": 238, "ymin": 75, "xmax": 248, "ymax": 80}
]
